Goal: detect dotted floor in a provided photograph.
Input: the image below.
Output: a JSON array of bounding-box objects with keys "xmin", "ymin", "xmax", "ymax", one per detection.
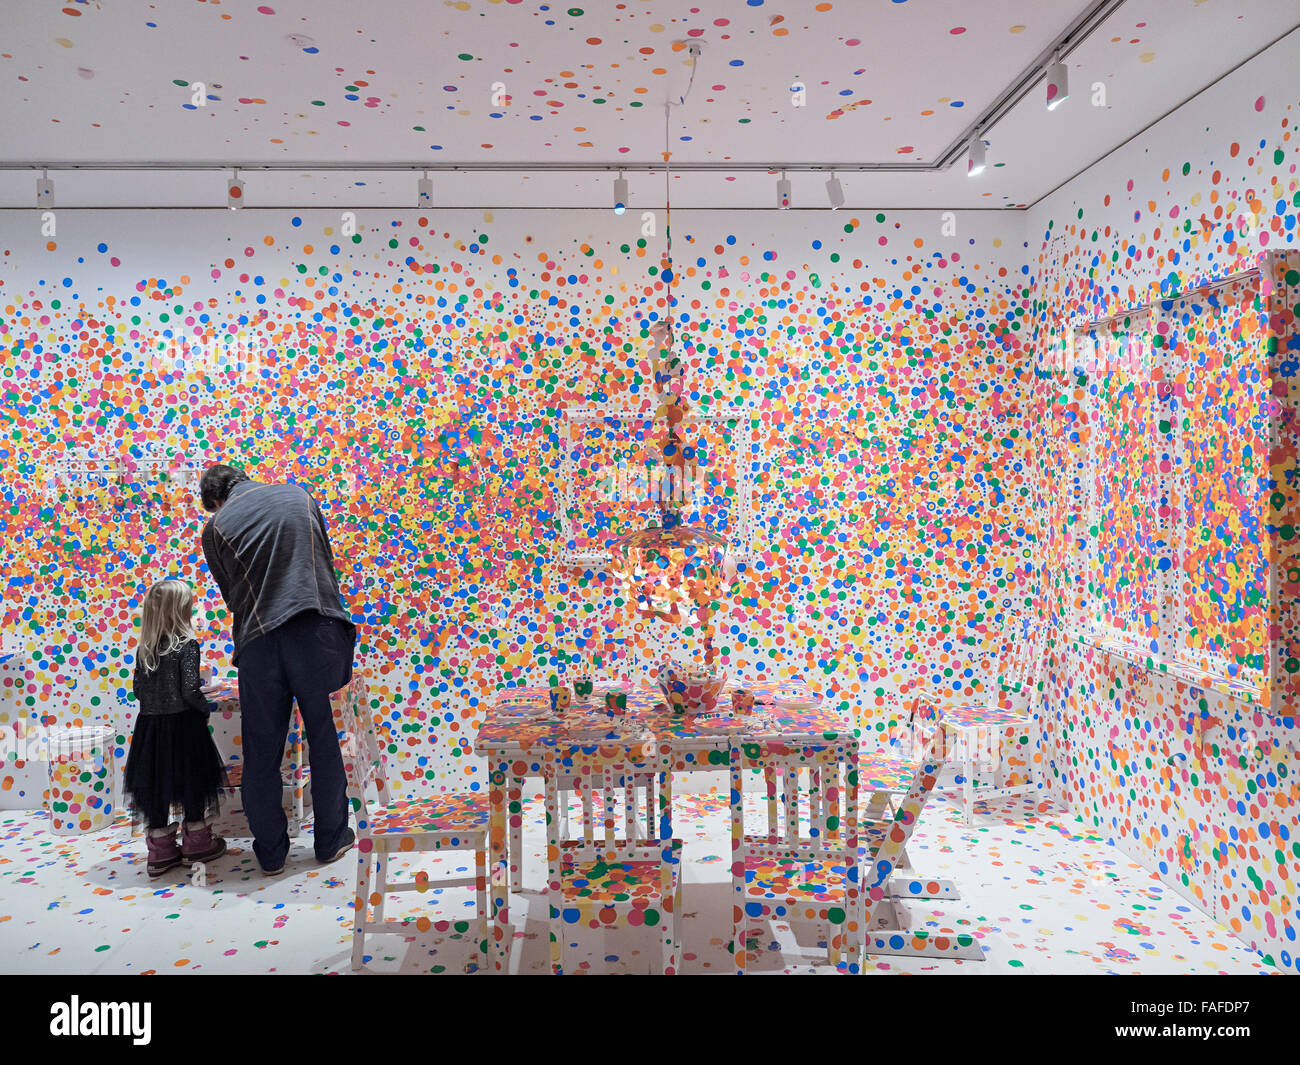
[{"xmin": 0, "ymin": 786, "xmax": 1278, "ymax": 975}]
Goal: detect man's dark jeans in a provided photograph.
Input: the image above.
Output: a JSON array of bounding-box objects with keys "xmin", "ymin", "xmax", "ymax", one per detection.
[{"xmin": 237, "ymin": 611, "xmax": 355, "ymax": 870}]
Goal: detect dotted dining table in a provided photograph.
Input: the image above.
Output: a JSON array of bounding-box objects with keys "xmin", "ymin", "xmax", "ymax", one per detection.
[{"xmin": 473, "ymin": 677, "xmax": 851, "ymax": 973}]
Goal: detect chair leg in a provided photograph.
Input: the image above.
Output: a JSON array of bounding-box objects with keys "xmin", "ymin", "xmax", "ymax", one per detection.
[
  {"xmin": 475, "ymin": 844, "xmax": 488, "ymax": 967},
  {"xmin": 962, "ymin": 734, "xmax": 975, "ymax": 826},
  {"xmin": 581, "ymin": 787, "xmax": 594, "ymax": 842},
  {"xmin": 809, "ymin": 766, "xmax": 821, "ymax": 837},
  {"xmin": 733, "ymin": 901, "xmax": 745, "ymax": 975},
  {"xmin": 549, "ymin": 906, "xmax": 564, "ymax": 976},
  {"xmin": 351, "ymin": 845, "xmax": 372, "ymax": 971},
  {"xmin": 509, "ymin": 806, "xmax": 523, "ymax": 893},
  {"xmin": 673, "ymin": 876, "xmax": 684, "ymax": 973},
  {"xmin": 374, "ymin": 848, "xmax": 387, "ymax": 923},
  {"xmin": 662, "ymin": 899, "xmax": 677, "ymax": 975}
]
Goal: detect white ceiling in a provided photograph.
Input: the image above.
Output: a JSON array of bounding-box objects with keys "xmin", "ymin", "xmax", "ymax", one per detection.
[{"xmin": 0, "ymin": 0, "xmax": 1295, "ymax": 209}]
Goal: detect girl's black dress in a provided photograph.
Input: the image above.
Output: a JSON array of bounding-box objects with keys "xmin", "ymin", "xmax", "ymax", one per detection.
[{"xmin": 122, "ymin": 639, "xmax": 227, "ymax": 828}]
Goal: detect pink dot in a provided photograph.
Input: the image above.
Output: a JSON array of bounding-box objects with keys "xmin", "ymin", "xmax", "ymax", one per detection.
[
  {"xmin": 618, "ymin": 146, "xmax": 630, "ymax": 153},
  {"xmin": 1254, "ymin": 95, "xmax": 1265, "ymax": 111},
  {"xmin": 950, "ymin": 26, "xmax": 966, "ymax": 34},
  {"xmin": 714, "ymin": 18, "xmax": 729, "ymax": 25},
  {"xmin": 712, "ymin": 84, "xmax": 726, "ymax": 91},
  {"xmin": 845, "ymin": 38, "xmax": 860, "ymax": 46},
  {"xmin": 878, "ymin": 236, "xmax": 888, "ymax": 246},
  {"xmin": 257, "ymin": 4, "xmax": 274, "ymax": 13}
]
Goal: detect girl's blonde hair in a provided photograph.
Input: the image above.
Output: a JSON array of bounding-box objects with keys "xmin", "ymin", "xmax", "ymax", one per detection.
[{"xmin": 136, "ymin": 579, "xmax": 196, "ymax": 673}]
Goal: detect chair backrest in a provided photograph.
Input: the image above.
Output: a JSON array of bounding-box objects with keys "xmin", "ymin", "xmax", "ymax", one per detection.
[
  {"xmin": 992, "ymin": 616, "xmax": 1049, "ymax": 711},
  {"xmin": 328, "ymin": 671, "xmax": 379, "ymax": 833},
  {"xmin": 862, "ymin": 726, "xmax": 942, "ymax": 897},
  {"xmin": 729, "ymin": 737, "xmax": 859, "ymax": 862},
  {"xmin": 542, "ymin": 734, "xmax": 671, "ymax": 853},
  {"xmin": 542, "ymin": 735, "xmax": 676, "ymax": 910}
]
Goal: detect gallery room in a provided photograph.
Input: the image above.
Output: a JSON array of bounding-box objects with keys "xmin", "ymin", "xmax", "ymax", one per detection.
[{"xmin": 1, "ymin": 0, "xmax": 1298, "ymax": 994}]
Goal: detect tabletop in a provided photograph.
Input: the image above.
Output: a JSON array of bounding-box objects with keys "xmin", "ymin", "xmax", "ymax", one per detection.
[{"xmin": 475, "ymin": 677, "xmax": 851, "ymax": 764}]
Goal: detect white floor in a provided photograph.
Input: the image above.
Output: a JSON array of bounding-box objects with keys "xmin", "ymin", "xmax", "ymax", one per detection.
[{"xmin": 0, "ymin": 784, "xmax": 1279, "ymax": 975}]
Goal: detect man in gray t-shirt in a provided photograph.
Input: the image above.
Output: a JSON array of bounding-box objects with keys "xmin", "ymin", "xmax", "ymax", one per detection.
[{"xmin": 200, "ymin": 463, "xmax": 357, "ymax": 875}]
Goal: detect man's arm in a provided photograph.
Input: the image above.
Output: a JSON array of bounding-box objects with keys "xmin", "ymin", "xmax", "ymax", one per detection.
[{"xmin": 201, "ymin": 520, "xmax": 234, "ymax": 605}]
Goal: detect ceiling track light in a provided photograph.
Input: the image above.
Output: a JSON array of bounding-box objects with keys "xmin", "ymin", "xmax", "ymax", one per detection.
[
  {"xmin": 777, "ymin": 170, "xmax": 791, "ymax": 210},
  {"xmin": 824, "ymin": 171, "xmax": 845, "ymax": 211},
  {"xmin": 613, "ymin": 171, "xmax": 628, "ymax": 215},
  {"xmin": 36, "ymin": 167, "xmax": 54, "ymax": 209},
  {"xmin": 227, "ymin": 168, "xmax": 244, "ymax": 209},
  {"xmin": 417, "ymin": 170, "xmax": 433, "ymax": 208},
  {"xmin": 1046, "ymin": 53, "xmax": 1069, "ymax": 111},
  {"xmin": 967, "ymin": 138, "xmax": 987, "ymax": 177}
]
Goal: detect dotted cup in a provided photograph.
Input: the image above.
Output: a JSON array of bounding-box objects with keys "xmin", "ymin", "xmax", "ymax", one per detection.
[{"xmin": 604, "ymin": 690, "xmax": 627, "ymax": 717}]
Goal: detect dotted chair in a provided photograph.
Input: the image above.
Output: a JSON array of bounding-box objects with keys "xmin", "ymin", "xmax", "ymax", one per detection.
[{"xmin": 331, "ymin": 675, "xmax": 488, "ymax": 971}]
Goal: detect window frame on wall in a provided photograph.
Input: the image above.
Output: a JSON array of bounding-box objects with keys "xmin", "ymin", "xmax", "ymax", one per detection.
[
  {"xmin": 1068, "ymin": 261, "xmax": 1272, "ymax": 690},
  {"xmin": 1076, "ymin": 309, "xmax": 1173, "ymax": 651}
]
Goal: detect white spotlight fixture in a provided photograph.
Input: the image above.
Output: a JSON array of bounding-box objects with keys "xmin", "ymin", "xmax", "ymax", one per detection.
[
  {"xmin": 417, "ymin": 170, "xmax": 433, "ymax": 208},
  {"xmin": 613, "ymin": 171, "xmax": 628, "ymax": 215},
  {"xmin": 227, "ymin": 168, "xmax": 244, "ymax": 209},
  {"xmin": 967, "ymin": 137, "xmax": 986, "ymax": 177},
  {"xmin": 1046, "ymin": 53, "xmax": 1069, "ymax": 111},
  {"xmin": 824, "ymin": 171, "xmax": 844, "ymax": 210},
  {"xmin": 36, "ymin": 168, "xmax": 54, "ymax": 208},
  {"xmin": 777, "ymin": 170, "xmax": 791, "ymax": 210}
]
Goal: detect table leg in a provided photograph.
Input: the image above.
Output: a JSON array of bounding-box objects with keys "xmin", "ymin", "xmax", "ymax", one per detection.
[
  {"xmin": 488, "ymin": 758, "xmax": 510, "ymax": 973},
  {"xmin": 510, "ymin": 809, "xmax": 524, "ymax": 893}
]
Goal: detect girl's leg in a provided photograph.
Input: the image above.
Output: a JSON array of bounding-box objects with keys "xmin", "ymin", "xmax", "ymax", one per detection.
[{"xmin": 142, "ymin": 798, "xmax": 174, "ymax": 833}]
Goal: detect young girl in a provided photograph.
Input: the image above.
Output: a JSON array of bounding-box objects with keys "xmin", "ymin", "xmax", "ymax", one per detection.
[{"xmin": 123, "ymin": 578, "xmax": 228, "ymax": 878}]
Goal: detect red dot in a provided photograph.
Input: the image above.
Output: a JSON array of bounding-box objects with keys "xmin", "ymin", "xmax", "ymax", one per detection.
[{"xmin": 950, "ymin": 26, "xmax": 966, "ymax": 34}]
